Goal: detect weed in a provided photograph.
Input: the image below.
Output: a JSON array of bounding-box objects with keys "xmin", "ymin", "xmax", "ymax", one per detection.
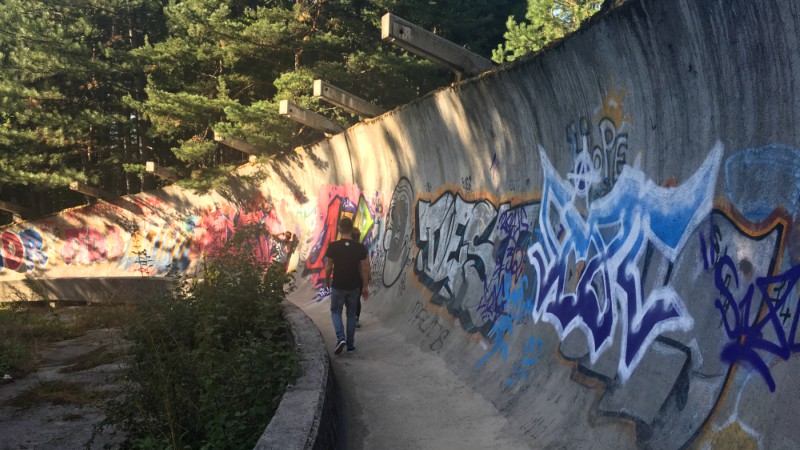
[
  {"xmin": 103, "ymin": 226, "xmax": 300, "ymax": 449},
  {"xmin": 68, "ymin": 304, "xmax": 137, "ymax": 331}
]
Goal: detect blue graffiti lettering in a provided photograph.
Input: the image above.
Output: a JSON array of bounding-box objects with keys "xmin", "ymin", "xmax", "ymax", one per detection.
[
  {"xmin": 0, "ymin": 228, "xmax": 48, "ymax": 273},
  {"xmin": 525, "ymin": 144, "xmax": 722, "ymax": 382}
]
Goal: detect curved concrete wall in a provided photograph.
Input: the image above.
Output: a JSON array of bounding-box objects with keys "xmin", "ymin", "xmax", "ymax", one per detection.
[{"xmin": 2, "ymin": 0, "xmax": 800, "ymax": 447}]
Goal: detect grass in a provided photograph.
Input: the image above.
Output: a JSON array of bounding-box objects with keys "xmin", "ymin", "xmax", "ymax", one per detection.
[{"xmin": 0, "ymin": 304, "xmax": 135, "ymax": 378}]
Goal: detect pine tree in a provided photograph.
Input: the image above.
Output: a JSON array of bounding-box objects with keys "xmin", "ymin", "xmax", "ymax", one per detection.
[
  {"xmin": 0, "ymin": 0, "xmax": 168, "ymax": 219},
  {"xmin": 0, "ymin": 0, "xmax": 519, "ymax": 217},
  {"xmin": 492, "ymin": 0, "xmax": 603, "ymax": 63},
  {"xmin": 133, "ymin": 0, "xmax": 459, "ymax": 190}
]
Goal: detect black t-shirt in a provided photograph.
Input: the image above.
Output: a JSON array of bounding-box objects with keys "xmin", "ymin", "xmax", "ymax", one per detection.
[{"xmin": 325, "ymin": 239, "xmax": 368, "ymax": 290}]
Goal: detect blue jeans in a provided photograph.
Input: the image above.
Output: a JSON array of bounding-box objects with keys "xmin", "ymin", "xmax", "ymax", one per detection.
[{"xmin": 330, "ymin": 287, "xmax": 360, "ymax": 349}]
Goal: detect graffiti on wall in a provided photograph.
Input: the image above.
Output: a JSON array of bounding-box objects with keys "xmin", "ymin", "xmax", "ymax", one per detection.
[
  {"xmin": 383, "ymin": 177, "xmax": 414, "ymax": 287},
  {"xmin": 411, "ymin": 143, "xmax": 722, "ymax": 383},
  {"xmin": 0, "ymin": 193, "xmax": 294, "ymax": 278},
  {"xmin": 303, "ymin": 185, "xmax": 383, "ymax": 287},
  {"xmin": 713, "ymin": 252, "xmax": 800, "ymax": 392},
  {"xmin": 116, "ymin": 217, "xmax": 199, "ymax": 274},
  {"xmin": 60, "ymin": 226, "xmax": 124, "ymax": 266},
  {"xmin": 526, "ymin": 144, "xmax": 722, "ymax": 382},
  {"xmin": 566, "ymin": 92, "xmax": 632, "ymax": 202},
  {"xmin": 414, "ymin": 190, "xmax": 539, "ymax": 335},
  {"xmin": 0, "ymin": 228, "xmax": 48, "ymax": 272},
  {"xmin": 705, "ymin": 144, "xmax": 800, "ymax": 392},
  {"xmin": 115, "ymin": 198, "xmax": 292, "ymax": 275},
  {"xmin": 723, "ymin": 145, "xmax": 800, "ymax": 223},
  {"xmin": 477, "ymin": 268, "xmax": 543, "ymax": 389},
  {"xmin": 408, "ymin": 300, "xmax": 451, "ymax": 351}
]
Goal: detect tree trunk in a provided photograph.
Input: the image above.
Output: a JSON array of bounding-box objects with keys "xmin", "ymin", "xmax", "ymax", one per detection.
[{"xmin": 129, "ymin": 4, "xmax": 155, "ymax": 192}]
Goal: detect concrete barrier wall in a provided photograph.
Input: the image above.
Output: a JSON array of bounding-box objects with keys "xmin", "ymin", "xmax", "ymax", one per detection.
[
  {"xmin": 0, "ymin": 277, "xmax": 173, "ymax": 303},
  {"xmin": 2, "ymin": 0, "xmax": 799, "ymax": 446},
  {"xmin": 255, "ymin": 301, "xmax": 337, "ymax": 450}
]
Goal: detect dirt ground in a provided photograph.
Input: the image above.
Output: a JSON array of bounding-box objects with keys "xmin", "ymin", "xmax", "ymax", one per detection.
[{"xmin": 0, "ymin": 328, "xmax": 128, "ymax": 450}]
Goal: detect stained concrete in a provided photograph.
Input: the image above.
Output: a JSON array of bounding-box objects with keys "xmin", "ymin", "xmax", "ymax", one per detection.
[{"xmin": 0, "ymin": 329, "xmax": 127, "ymax": 449}]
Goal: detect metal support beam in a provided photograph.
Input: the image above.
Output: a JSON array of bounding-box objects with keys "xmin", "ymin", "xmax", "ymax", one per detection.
[
  {"xmin": 381, "ymin": 13, "xmax": 493, "ymax": 76},
  {"xmin": 0, "ymin": 200, "xmax": 34, "ymax": 220},
  {"xmin": 145, "ymin": 161, "xmax": 181, "ymax": 182},
  {"xmin": 313, "ymin": 80, "xmax": 385, "ymax": 118},
  {"xmin": 69, "ymin": 182, "xmax": 118, "ymax": 203},
  {"xmin": 279, "ymin": 100, "xmax": 344, "ymax": 134},
  {"xmin": 214, "ymin": 132, "xmax": 260, "ymax": 156}
]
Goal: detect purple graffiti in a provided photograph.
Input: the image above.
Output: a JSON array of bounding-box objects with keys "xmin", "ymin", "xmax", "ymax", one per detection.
[
  {"xmin": 478, "ymin": 205, "xmax": 536, "ymax": 323},
  {"xmin": 415, "ymin": 192, "xmax": 538, "ymax": 335},
  {"xmin": 715, "ymin": 254, "xmax": 800, "ymax": 392}
]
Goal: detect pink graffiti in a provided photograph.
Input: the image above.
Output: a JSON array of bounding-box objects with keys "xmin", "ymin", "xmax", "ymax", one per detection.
[
  {"xmin": 303, "ymin": 185, "xmax": 382, "ymax": 286},
  {"xmin": 60, "ymin": 226, "xmax": 123, "ymax": 265},
  {"xmin": 119, "ymin": 198, "xmax": 290, "ymax": 275},
  {"xmin": 304, "ymin": 196, "xmax": 346, "ymax": 284},
  {"xmin": 197, "ymin": 204, "xmax": 239, "ymax": 257}
]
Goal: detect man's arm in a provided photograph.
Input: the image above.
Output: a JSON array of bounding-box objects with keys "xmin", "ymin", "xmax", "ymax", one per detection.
[
  {"xmin": 324, "ymin": 259, "xmax": 334, "ymax": 289},
  {"xmin": 360, "ymin": 258, "xmax": 370, "ymax": 300}
]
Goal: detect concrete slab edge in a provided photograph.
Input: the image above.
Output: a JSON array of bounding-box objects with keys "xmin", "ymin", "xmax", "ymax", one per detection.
[
  {"xmin": 0, "ymin": 277, "xmax": 174, "ymax": 304},
  {"xmin": 254, "ymin": 301, "xmax": 336, "ymax": 450}
]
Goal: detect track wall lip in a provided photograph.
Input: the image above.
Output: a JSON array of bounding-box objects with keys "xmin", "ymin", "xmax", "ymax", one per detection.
[{"xmin": 254, "ymin": 300, "xmax": 335, "ymax": 450}]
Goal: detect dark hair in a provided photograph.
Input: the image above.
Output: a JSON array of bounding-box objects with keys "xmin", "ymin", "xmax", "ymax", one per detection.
[
  {"xmin": 352, "ymin": 228, "xmax": 361, "ymax": 240},
  {"xmin": 338, "ymin": 217, "xmax": 354, "ymax": 234}
]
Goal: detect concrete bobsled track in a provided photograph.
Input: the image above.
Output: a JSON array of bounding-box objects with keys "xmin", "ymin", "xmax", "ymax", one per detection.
[{"xmin": 2, "ymin": 0, "xmax": 800, "ymax": 447}]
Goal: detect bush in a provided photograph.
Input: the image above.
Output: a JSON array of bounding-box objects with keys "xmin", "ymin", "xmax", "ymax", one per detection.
[{"xmin": 104, "ymin": 226, "xmax": 300, "ymax": 449}]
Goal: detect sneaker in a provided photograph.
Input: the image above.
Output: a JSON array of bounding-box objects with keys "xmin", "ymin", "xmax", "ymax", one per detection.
[
  {"xmin": 334, "ymin": 340, "xmax": 346, "ymax": 355},
  {"xmin": 346, "ymin": 347, "xmax": 356, "ymax": 353},
  {"xmin": 355, "ymin": 318, "xmax": 361, "ymax": 328}
]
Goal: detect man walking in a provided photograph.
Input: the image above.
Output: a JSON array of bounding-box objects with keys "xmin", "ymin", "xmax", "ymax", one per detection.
[{"xmin": 324, "ymin": 217, "xmax": 370, "ymax": 354}]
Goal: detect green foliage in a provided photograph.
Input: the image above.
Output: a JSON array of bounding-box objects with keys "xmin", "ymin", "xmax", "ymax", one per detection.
[
  {"xmin": 216, "ymin": 100, "xmax": 295, "ymax": 151},
  {"xmin": 0, "ymin": 0, "xmax": 515, "ymax": 220},
  {"xmin": 493, "ymin": 0, "xmax": 603, "ymax": 63},
  {"xmin": 0, "ymin": 0, "xmax": 170, "ymax": 217},
  {"xmin": 0, "ymin": 306, "xmax": 70, "ymax": 376},
  {"xmin": 179, "ymin": 165, "xmax": 239, "ymax": 193},
  {"xmin": 104, "ymin": 226, "xmax": 300, "ymax": 449}
]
